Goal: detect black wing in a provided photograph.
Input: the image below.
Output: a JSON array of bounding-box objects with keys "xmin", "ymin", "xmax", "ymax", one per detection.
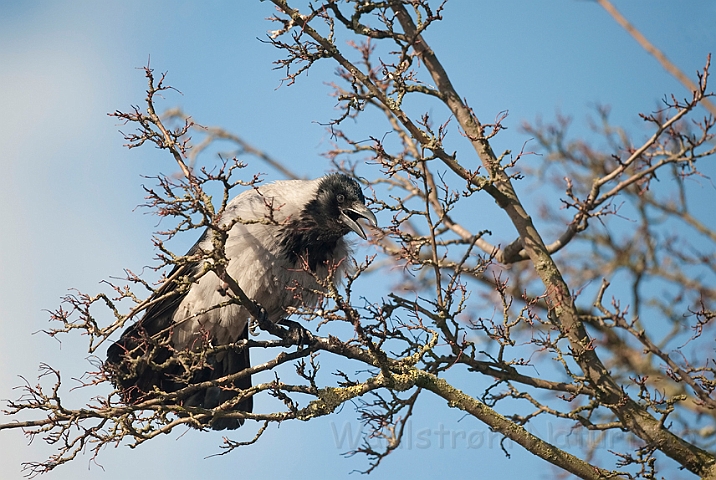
[
  {"xmin": 105, "ymin": 231, "xmax": 253, "ymax": 429},
  {"xmin": 105, "ymin": 258, "xmax": 198, "ymax": 402}
]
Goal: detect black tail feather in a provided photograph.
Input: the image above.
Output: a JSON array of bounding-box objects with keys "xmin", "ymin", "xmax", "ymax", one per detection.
[{"xmin": 183, "ymin": 325, "xmax": 253, "ymax": 430}]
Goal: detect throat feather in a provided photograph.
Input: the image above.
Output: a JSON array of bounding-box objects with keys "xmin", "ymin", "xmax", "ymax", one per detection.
[{"xmin": 278, "ymin": 219, "xmax": 343, "ymax": 271}]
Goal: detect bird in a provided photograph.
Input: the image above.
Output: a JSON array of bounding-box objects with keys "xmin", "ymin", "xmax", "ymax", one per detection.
[{"xmin": 105, "ymin": 173, "xmax": 377, "ymax": 430}]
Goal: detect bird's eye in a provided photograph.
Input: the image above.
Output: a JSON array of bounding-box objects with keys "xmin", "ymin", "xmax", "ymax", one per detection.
[{"xmin": 336, "ymin": 193, "xmax": 345, "ymax": 204}]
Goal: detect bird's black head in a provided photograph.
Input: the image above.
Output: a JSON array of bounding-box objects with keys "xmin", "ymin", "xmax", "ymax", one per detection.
[
  {"xmin": 279, "ymin": 174, "xmax": 377, "ymax": 270},
  {"xmin": 308, "ymin": 174, "xmax": 377, "ymax": 240}
]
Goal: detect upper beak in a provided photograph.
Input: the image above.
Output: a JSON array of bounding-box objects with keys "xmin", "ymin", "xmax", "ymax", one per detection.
[{"xmin": 339, "ymin": 202, "xmax": 377, "ymax": 240}]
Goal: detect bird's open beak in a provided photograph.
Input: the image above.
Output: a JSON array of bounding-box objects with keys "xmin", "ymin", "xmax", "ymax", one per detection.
[{"xmin": 339, "ymin": 203, "xmax": 377, "ymax": 240}]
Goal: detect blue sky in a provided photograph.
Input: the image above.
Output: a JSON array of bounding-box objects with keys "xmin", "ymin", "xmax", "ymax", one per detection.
[{"xmin": 1, "ymin": 1, "xmax": 714, "ymax": 479}]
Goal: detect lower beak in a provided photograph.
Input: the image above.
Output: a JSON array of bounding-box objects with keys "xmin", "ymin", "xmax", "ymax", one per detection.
[{"xmin": 340, "ymin": 203, "xmax": 377, "ymax": 240}]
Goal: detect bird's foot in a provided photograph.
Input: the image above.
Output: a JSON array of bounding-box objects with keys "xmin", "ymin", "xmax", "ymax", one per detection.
[
  {"xmin": 250, "ymin": 306, "xmax": 272, "ymax": 336},
  {"xmin": 278, "ymin": 319, "xmax": 313, "ymax": 346}
]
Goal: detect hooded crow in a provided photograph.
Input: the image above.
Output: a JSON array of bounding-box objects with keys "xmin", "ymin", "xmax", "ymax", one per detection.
[{"xmin": 105, "ymin": 174, "xmax": 376, "ymax": 430}]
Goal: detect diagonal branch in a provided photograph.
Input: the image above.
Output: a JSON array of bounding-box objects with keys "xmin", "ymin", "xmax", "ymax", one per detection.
[{"xmin": 596, "ymin": 0, "xmax": 716, "ymax": 117}]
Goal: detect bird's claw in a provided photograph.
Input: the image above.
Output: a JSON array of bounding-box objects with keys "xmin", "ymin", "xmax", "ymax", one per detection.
[
  {"xmin": 250, "ymin": 306, "xmax": 272, "ymax": 336},
  {"xmin": 278, "ymin": 319, "xmax": 312, "ymax": 346},
  {"xmin": 256, "ymin": 306, "xmax": 270, "ymax": 328}
]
